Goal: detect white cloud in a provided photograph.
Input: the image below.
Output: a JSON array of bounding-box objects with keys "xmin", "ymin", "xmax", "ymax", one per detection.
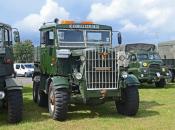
[
  {"xmin": 87, "ymin": 0, "xmax": 127, "ymax": 22},
  {"xmin": 87, "ymin": 0, "xmax": 175, "ymax": 36},
  {"xmin": 15, "ymin": 0, "xmax": 69, "ymax": 32},
  {"xmin": 121, "ymin": 20, "xmax": 148, "ymax": 33}
]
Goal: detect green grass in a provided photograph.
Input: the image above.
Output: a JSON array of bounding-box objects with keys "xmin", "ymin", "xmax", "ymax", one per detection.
[{"xmin": 1, "ymin": 83, "xmax": 175, "ymax": 130}]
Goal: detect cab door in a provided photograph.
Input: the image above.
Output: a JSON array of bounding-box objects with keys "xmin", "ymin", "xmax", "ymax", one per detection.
[
  {"xmin": 40, "ymin": 29, "xmax": 56, "ymax": 74},
  {"xmin": 3, "ymin": 27, "xmax": 14, "ymax": 76}
]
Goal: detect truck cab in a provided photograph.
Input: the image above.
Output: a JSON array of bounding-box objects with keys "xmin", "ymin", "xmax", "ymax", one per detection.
[{"xmin": 33, "ymin": 19, "xmax": 140, "ymax": 121}]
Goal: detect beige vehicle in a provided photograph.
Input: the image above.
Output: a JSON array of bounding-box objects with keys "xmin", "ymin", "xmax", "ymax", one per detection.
[{"xmin": 158, "ymin": 40, "xmax": 175, "ymax": 82}]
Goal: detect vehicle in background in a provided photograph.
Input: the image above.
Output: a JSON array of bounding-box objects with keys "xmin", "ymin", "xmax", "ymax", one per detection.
[
  {"xmin": 158, "ymin": 41, "xmax": 175, "ymax": 82},
  {"xmin": 116, "ymin": 43, "xmax": 170, "ymax": 87},
  {"xmin": 32, "ymin": 19, "xmax": 140, "ymax": 121},
  {"xmin": 14, "ymin": 63, "xmax": 34, "ymax": 77},
  {"xmin": 0, "ymin": 22, "xmax": 23, "ymax": 123}
]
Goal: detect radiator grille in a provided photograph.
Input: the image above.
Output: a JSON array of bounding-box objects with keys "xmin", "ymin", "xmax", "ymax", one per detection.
[
  {"xmin": 149, "ymin": 64, "xmax": 161, "ymax": 75},
  {"xmin": 149, "ymin": 64, "xmax": 161, "ymax": 69},
  {"xmin": 85, "ymin": 47, "xmax": 119, "ymax": 90}
]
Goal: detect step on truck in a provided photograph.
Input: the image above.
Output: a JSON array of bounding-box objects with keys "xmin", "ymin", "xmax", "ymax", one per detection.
[
  {"xmin": 32, "ymin": 19, "xmax": 140, "ymax": 121},
  {"xmin": 117, "ymin": 43, "xmax": 170, "ymax": 88},
  {"xmin": 0, "ymin": 22, "xmax": 23, "ymax": 123}
]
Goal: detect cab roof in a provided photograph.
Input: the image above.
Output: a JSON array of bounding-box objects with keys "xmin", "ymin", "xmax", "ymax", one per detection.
[
  {"xmin": 158, "ymin": 40, "xmax": 175, "ymax": 46},
  {"xmin": 0, "ymin": 22, "xmax": 12, "ymax": 29},
  {"xmin": 125, "ymin": 43, "xmax": 156, "ymax": 52},
  {"xmin": 39, "ymin": 23, "xmax": 112, "ymax": 31}
]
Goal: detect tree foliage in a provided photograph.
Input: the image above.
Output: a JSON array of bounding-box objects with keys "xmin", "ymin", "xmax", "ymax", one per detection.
[{"xmin": 13, "ymin": 40, "xmax": 34, "ymax": 63}]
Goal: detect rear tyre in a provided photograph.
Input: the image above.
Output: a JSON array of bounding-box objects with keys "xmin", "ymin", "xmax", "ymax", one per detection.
[
  {"xmin": 155, "ymin": 78, "xmax": 166, "ymax": 88},
  {"xmin": 37, "ymin": 89, "xmax": 48, "ymax": 107},
  {"xmin": 33, "ymin": 81, "xmax": 39, "ymax": 103},
  {"xmin": 7, "ymin": 90, "xmax": 23, "ymax": 123},
  {"xmin": 116, "ymin": 86, "xmax": 139, "ymax": 116},
  {"xmin": 48, "ymin": 83, "xmax": 69, "ymax": 121}
]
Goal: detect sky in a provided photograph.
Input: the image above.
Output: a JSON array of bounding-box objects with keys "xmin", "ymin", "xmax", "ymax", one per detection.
[{"xmin": 1, "ymin": 0, "xmax": 175, "ymax": 46}]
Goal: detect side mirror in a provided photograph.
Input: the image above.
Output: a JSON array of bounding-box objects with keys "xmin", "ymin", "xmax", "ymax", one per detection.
[
  {"xmin": 118, "ymin": 32, "xmax": 122, "ymax": 45},
  {"xmin": 13, "ymin": 31, "xmax": 20, "ymax": 43}
]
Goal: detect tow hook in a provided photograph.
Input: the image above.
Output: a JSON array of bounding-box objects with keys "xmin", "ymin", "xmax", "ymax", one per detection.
[{"xmin": 100, "ymin": 89, "xmax": 107, "ymax": 99}]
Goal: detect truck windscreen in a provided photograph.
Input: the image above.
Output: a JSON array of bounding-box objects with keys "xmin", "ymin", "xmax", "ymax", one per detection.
[
  {"xmin": 149, "ymin": 53, "xmax": 161, "ymax": 60},
  {"xmin": 58, "ymin": 30, "xmax": 84, "ymax": 42},
  {"xmin": 137, "ymin": 53, "xmax": 161, "ymax": 60},
  {"xmin": 86, "ymin": 31, "xmax": 110, "ymax": 44},
  {"xmin": 58, "ymin": 29, "xmax": 111, "ymax": 47}
]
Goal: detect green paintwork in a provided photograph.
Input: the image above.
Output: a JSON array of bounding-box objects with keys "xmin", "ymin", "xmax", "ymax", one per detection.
[
  {"xmin": 0, "ymin": 22, "xmax": 22, "ymax": 107},
  {"xmin": 51, "ymin": 76, "xmax": 69, "ymax": 89},
  {"xmin": 122, "ymin": 74, "xmax": 140, "ymax": 87},
  {"xmin": 127, "ymin": 48, "xmax": 170, "ymax": 84},
  {"xmin": 34, "ymin": 22, "xmax": 140, "ymax": 105}
]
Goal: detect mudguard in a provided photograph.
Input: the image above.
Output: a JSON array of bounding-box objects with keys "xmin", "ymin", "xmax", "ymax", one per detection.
[
  {"xmin": 5, "ymin": 78, "xmax": 23, "ymax": 90},
  {"xmin": 122, "ymin": 74, "xmax": 140, "ymax": 88},
  {"xmin": 50, "ymin": 76, "xmax": 69, "ymax": 90}
]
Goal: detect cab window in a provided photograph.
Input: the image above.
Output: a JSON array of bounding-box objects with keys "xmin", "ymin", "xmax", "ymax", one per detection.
[
  {"xmin": 16, "ymin": 65, "xmax": 20, "ymax": 69},
  {"xmin": 21, "ymin": 65, "xmax": 25, "ymax": 69},
  {"xmin": 40, "ymin": 30, "xmax": 54, "ymax": 46},
  {"xmin": 4, "ymin": 29, "xmax": 12, "ymax": 45},
  {"xmin": 130, "ymin": 54, "xmax": 137, "ymax": 61}
]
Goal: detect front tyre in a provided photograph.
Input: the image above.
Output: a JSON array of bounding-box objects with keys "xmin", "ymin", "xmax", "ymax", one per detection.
[
  {"xmin": 48, "ymin": 83, "xmax": 69, "ymax": 121},
  {"xmin": 7, "ymin": 90, "xmax": 23, "ymax": 123},
  {"xmin": 116, "ymin": 86, "xmax": 139, "ymax": 116}
]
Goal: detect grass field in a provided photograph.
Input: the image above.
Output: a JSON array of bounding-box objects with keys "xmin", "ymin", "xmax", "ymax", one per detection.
[{"xmin": 1, "ymin": 83, "xmax": 175, "ymax": 130}]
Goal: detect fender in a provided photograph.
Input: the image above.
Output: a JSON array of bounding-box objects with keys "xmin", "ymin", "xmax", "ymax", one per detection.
[
  {"xmin": 46, "ymin": 76, "xmax": 69, "ymax": 92},
  {"xmin": 5, "ymin": 78, "xmax": 23, "ymax": 90},
  {"xmin": 122, "ymin": 74, "xmax": 140, "ymax": 88}
]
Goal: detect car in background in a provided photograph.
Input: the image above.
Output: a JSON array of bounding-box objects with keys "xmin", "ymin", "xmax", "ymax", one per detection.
[{"xmin": 14, "ymin": 63, "xmax": 34, "ymax": 77}]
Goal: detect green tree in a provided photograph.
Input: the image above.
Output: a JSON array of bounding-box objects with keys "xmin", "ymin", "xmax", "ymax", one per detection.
[{"xmin": 13, "ymin": 40, "xmax": 34, "ymax": 63}]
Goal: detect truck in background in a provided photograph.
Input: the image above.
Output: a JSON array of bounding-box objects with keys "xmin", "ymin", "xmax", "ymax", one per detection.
[
  {"xmin": 158, "ymin": 41, "xmax": 175, "ymax": 82},
  {"xmin": 0, "ymin": 22, "xmax": 23, "ymax": 123},
  {"xmin": 116, "ymin": 43, "xmax": 170, "ymax": 87}
]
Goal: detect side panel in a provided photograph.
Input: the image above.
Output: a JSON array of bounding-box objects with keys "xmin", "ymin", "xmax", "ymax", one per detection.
[
  {"xmin": 51, "ymin": 76, "xmax": 69, "ymax": 89},
  {"xmin": 40, "ymin": 47, "xmax": 57, "ymax": 75}
]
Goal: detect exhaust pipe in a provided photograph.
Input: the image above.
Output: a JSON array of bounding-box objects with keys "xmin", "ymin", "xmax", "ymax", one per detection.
[{"xmin": 0, "ymin": 92, "xmax": 5, "ymax": 99}]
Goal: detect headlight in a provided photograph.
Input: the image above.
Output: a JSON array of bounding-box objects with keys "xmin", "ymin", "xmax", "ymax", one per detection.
[
  {"xmin": 162, "ymin": 68, "xmax": 165, "ymax": 72},
  {"xmin": 80, "ymin": 56, "xmax": 86, "ymax": 62},
  {"xmin": 75, "ymin": 72, "xmax": 82, "ymax": 80},
  {"xmin": 143, "ymin": 69, "xmax": 147, "ymax": 73},
  {"xmin": 143, "ymin": 63, "xmax": 148, "ymax": 67},
  {"xmin": 121, "ymin": 72, "xmax": 128, "ymax": 79}
]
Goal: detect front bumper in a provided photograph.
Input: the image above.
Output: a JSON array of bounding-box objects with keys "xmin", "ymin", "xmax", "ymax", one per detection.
[{"xmin": 138, "ymin": 71, "xmax": 170, "ymax": 83}]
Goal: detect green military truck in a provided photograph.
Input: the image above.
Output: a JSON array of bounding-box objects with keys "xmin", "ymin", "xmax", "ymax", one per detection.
[
  {"xmin": 0, "ymin": 22, "xmax": 23, "ymax": 123},
  {"xmin": 32, "ymin": 19, "xmax": 140, "ymax": 121},
  {"xmin": 158, "ymin": 41, "xmax": 175, "ymax": 82},
  {"xmin": 119, "ymin": 43, "xmax": 170, "ymax": 87}
]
